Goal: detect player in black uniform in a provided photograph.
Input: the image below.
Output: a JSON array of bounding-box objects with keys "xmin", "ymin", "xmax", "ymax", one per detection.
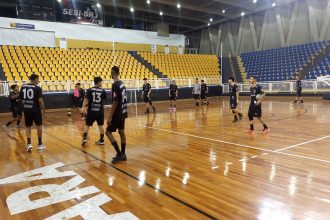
[
  {"xmin": 293, "ymin": 75, "xmax": 303, "ymax": 105},
  {"xmin": 247, "ymin": 76, "xmax": 270, "ymax": 134},
  {"xmin": 169, "ymin": 80, "xmax": 178, "ymax": 110},
  {"xmin": 106, "ymin": 66, "xmax": 128, "ymax": 164},
  {"xmin": 3, "ymin": 84, "xmax": 22, "ymax": 129},
  {"xmin": 82, "ymin": 77, "xmax": 107, "ymax": 145},
  {"xmin": 20, "ymin": 74, "xmax": 46, "ymax": 152},
  {"xmin": 142, "ymin": 78, "xmax": 156, "ymax": 114},
  {"xmin": 77, "ymin": 83, "xmax": 86, "ymax": 119},
  {"xmin": 228, "ymin": 77, "xmax": 243, "ymax": 122},
  {"xmin": 200, "ymin": 80, "xmax": 209, "ymax": 106}
]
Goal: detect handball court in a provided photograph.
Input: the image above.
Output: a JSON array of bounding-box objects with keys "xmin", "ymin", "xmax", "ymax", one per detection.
[{"xmin": 0, "ymin": 96, "xmax": 330, "ymax": 219}]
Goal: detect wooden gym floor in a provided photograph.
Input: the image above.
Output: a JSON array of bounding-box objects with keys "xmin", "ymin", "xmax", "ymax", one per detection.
[{"xmin": 0, "ymin": 96, "xmax": 330, "ymax": 219}]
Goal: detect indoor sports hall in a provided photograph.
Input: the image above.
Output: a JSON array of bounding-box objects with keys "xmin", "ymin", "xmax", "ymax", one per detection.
[{"xmin": 0, "ymin": 0, "xmax": 330, "ymax": 219}]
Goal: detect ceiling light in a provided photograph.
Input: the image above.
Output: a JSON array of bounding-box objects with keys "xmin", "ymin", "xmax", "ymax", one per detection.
[
  {"xmin": 210, "ymin": 18, "xmax": 213, "ymax": 22},
  {"xmin": 57, "ymin": 0, "xmax": 61, "ymax": 2},
  {"xmin": 147, "ymin": 0, "xmax": 150, "ymax": 4},
  {"xmin": 160, "ymin": 11, "xmax": 163, "ymax": 16},
  {"xmin": 222, "ymin": 9, "xmax": 226, "ymax": 14},
  {"xmin": 272, "ymin": 2, "xmax": 276, "ymax": 7},
  {"xmin": 241, "ymin": 12, "xmax": 245, "ymax": 16},
  {"xmin": 96, "ymin": 3, "xmax": 101, "ymax": 8},
  {"xmin": 177, "ymin": 3, "xmax": 181, "ymax": 9},
  {"xmin": 253, "ymin": 0, "xmax": 257, "ymax": 3},
  {"xmin": 208, "ymin": 23, "xmax": 210, "ymax": 26},
  {"xmin": 130, "ymin": 7, "xmax": 134, "ymax": 12}
]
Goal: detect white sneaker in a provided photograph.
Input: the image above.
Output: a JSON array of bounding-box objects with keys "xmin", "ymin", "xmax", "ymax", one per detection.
[
  {"xmin": 37, "ymin": 144, "xmax": 46, "ymax": 151},
  {"xmin": 26, "ymin": 144, "xmax": 33, "ymax": 152}
]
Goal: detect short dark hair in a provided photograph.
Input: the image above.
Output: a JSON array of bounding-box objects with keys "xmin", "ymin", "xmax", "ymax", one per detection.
[
  {"xmin": 229, "ymin": 76, "xmax": 235, "ymax": 82},
  {"xmin": 29, "ymin": 73, "xmax": 39, "ymax": 81},
  {"xmin": 10, "ymin": 84, "xmax": 18, "ymax": 90},
  {"xmin": 201, "ymin": 80, "xmax": 204, "ymax": 83},
  {"xmin": 195, "ymin": 78, "xmax": 198, "ymax": 80},
  {"xmin": 111, "ymin": 66, "xmax": 120, "ymax": 74},
  {"xmin": 94, "ymin": 76, "xmax": 103, "ymax": 85},
  {"xmin": 251, "ymin": 75, "xmax": 258, "ymax": 80},
  {"xmin": 143, "ymin": 78, "xmax": 147, "ymax": 80},
  {"xmin": 76, "ymin": 83, "xmax": 81, "ymax": 86}
]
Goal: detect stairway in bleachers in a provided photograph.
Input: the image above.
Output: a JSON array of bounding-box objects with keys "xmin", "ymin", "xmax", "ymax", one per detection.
[
  {"xmin": 240, "ymin": 41, "xmax": 327, "ymax": 81},
  {"xmin": 128, "ymin": 51, "xmax": 166, "ymax": 78},
  {"xmin": 303, "ymin": 42, "xmax": 330, "ymax": 79}
]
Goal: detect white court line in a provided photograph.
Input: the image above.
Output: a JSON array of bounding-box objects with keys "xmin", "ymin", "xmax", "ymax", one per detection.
[
  {"xmin": 274, "ymin": 135, "xmax": 330, "ymax": 152},
  {"xmin": 137, "ymin": 125, "xmax": 330, "ymax": 164}
]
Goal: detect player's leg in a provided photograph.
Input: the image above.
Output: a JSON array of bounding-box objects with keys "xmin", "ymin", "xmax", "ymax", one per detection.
[
  {"xmin": 17, "ymin": 110, "xmax": 22, "ymax": 127},
  {"xmin": 144, "ymin": 96, "xmax": 150, "ymax": 114},
  {"xmin": 247, "ymin": 105, "xmax": 255, "ymax": 133},
  {"xmin": 257, "ymin": 117, "xmax": 270, "ymax": 134},
  {"xmin": 4, "ymin": 107, "xmax": 18, "ymax": 129},
  {"xmin": 24, "ymin": 112, "xmax": 33, "ymax": 152},
  {"xmin": 112, "ymin": 120, "xmax": 127, "ymax": 163},
  {"xmin": 82, "ymin": 125, "xmax": 90, "ymax": 145},
  {"xmin": 34, "ymin": 111, "xmax": 45, "ymax": 150},
  {"xmin": 149, "ymin": 98, "xmax": 156, "ymax": 113},
  {"xmin": 95, "ymin": 114, "xmax": 105, "ymax": 145},
  {"xmin": 105, "ymin": 122, "xmax": 121, "ymax": 162}
]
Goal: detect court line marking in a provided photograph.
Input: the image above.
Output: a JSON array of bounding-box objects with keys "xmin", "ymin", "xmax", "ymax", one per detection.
[
  {"xmin": 45, "ymin": 131, "xmax": 218, "ymax": 220},
  {"xmin": 274, "ymin": 135, "xmax": 330, "ymax": 152},
  {"xmin": 137, "ymin": 125, "xmax": 330, "ymax": 164}
]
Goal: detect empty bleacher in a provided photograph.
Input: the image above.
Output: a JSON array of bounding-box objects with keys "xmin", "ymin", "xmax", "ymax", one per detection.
[
  {"xmin": 241, "ymin": 41, "xmax": 327, "ymax": 81},
  {"xmin": 138, "ymin": 52, "xmax": 220, "ymax": 79},
  {"xmin": 306, "ymin": 54, "xmax": 330, "ymax": 79}
]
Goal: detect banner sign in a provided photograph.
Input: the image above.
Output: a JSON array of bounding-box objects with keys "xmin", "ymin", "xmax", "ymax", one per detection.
[
  {"xmin": 16, "ymin": 0, "xmax": 56, "ymax": 21},
  {"xmin": 55, "ymin": 0, "xmax": 104, "ymax": 26},
  {"xmin": 10, "ymin": 23, "xmax": 35, "ymax": 30}
]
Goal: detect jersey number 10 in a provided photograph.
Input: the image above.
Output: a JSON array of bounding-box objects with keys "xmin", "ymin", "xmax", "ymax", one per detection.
[{"xmin": 22, "ymin": 88, "xmax": 34, "ymax": 99}]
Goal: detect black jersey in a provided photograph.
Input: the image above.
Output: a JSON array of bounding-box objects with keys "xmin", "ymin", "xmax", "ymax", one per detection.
[
  {"xmin": 86, "ymin": 87, "xmax": 107, "ymax": 115},
  {"xmin": 79, "ymin": 88, "xmax": 85, "ymax": 100},
  {"xmin": 296, "ymin": 80, "xmax": 302, "ymax": 90},
  {"xmin": 143, "ymin": 83, "xmax": 151, "ymax": 95},
  {"xmin": 112, "ymin": 80, "xmax": 128, "ymax": 121},
  {"xmin": 20, "ymin": 84, "xmax": 42, "ymax": 112},
  {"xmin": 169, "ymin": 84, "xmax": 178, "ymax": 95},
  {"xmin": 229, "ymin": 84, "xmax": 238, "ymax": 99},
  {"xmin": 250, "ymin": 84, "xmax": 263, "ymax": 103},
  {"xmin": 9, "ymin": 91, "xmax": 21, "ymax": 108},
  {"xmin": 201, "ymin": 83, "xmax": 208, "ymax": 94}
]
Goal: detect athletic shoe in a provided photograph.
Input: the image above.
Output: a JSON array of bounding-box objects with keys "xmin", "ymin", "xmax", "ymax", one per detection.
[
  {"xmin": 232, "ymin": 118, "xmax": 238, "ymax": 122},
  {"xmin": 82, "ymin": 139, "xmax": 87, "ymax": 146},
  {"xmin": 26, "ymin": 144, "xmax": 33, "ymax": 152},
  {"xmin": 95, "ymin": 140, "xmax": 105, "ymax": 145},
  {"xmin": 112, "ymin": 153, "xmax": 127, "ymax": 164},
  {"xmin": 261, "ymin": 128, "xmax": 271, "ymax": 134},
  {"xmin": 246, "ymin": 129, "xmax": 255, "ymax": 134},
  {"xmin": 238, "ymin": 114, "xmax": 243, "ymax": 121},
  {"xmin": 37, "ymin": 144, "xmax": 46, "ymax": 151}
]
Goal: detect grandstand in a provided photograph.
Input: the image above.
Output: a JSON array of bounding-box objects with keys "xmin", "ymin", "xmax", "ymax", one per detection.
[
  {"xmin": 240, "ymin": 41, "xmax": 328, "ymax": 81},
  {"xmin": 307, "ymin": 54, "xmax": 330, "ymax": 79}
]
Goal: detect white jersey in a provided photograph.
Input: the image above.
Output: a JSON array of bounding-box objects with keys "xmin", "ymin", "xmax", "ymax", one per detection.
[{"xmin": 193, "ymin": 83, "xmax": 200, "ymax": 95}]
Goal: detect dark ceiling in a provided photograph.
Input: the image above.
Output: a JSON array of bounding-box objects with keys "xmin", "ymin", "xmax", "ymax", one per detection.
[{"xmin": 0, "ymin": 0, "xmax": 299, "ymax": 34}]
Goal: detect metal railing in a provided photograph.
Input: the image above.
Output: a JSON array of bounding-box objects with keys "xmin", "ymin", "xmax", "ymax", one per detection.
[
  {"xmin": 0, "ymin": 77, "xmax": 222, "ymax": 97},
  {"xmin": 222, "ymin": 79, "xmax": 330, "ymax": 94}
]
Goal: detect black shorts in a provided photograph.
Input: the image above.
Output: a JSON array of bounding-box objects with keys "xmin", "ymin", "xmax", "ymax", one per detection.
[
  {"xmin": 248, "ymin": 103, "xmax": 262, "ymax": 119},
  {"xmin": 107, "ymin": 120, "xmax": 125, "ymax": 132},
  {"xmin": 230, "ymin": 100, "xmax": 237, "ymax": 109},
  {"xmin": 78, "ymin": 99, "xmax": 84, "ymax": 108},
  {"xmin": 11, "ymin": 106, "xmax": 22, "ymax": 118},
  {"xmin": 144, "ymin": 95, "xmax": 151, "ymax": 103},
  {"xmin": 296, "ymin": 88, "xmax": 302, "ymax": 97},
  {"xmin": 170, "ymin": 94, "xmax": 177, "ymax": 101},
  {"xmin": 193, "ymin": 94, "xmax": 200, "ymax": 100},
  {"xmin": 86, "ymin": 113, "xmax": 104, "ymax": 126},
  {"xmin": 24, "ymin": 111, "xmax": 42, "ymax": 127},
  {"xmin": 201, "ymin": 93, "xmax": 207, "ymax": 100}
]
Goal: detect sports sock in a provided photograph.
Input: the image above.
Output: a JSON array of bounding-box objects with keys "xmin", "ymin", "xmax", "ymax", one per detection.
[
  {"xmin": 250, "ymin": 124, "xmax": 254, "ymax": 130},
  {"xmin": 121, "ymin": 143, "xmax": 126, "ymax": 155},
  {"xmin": 263, "ymin": 124, "xmax": 268, "ymax": 129},
  {"xmin": 83, "ymin": 132, "xmax": 87, "ymax": 140},
  {"xmin": 6, "ymin": 122, "xmax": 12, "ymax": 126},
  {"xmin": 27, "ymin": 138, "xmax": 31, "ymax": 145},
  {"xmin": 111, "ymin": 141, "xmax": 121, "ymax": 154},
  {"xmin": 38, "ymin": 137, "xmax": 42, "ymax": 145},
  {"xmin": 100, "ymin": 134, "xmax": 104, "ymax": 141},
  {"xmin": 16, "ymin": 120, "xmax": 21, "ymax": 125}
]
